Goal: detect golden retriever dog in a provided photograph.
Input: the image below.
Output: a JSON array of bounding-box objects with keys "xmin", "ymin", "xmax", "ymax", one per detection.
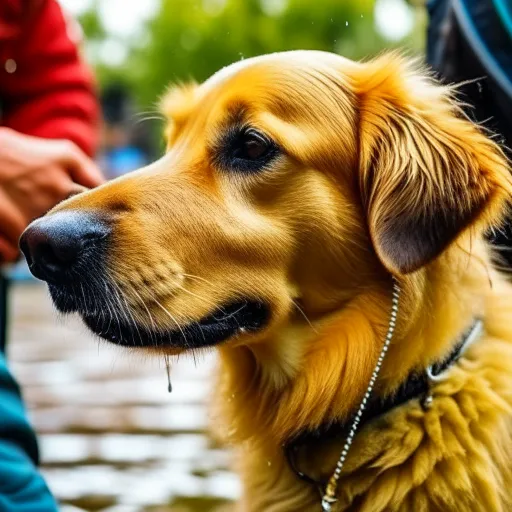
[{"xmin": 20, "ymin": 51, "xmax": 512, "ymax": 511}]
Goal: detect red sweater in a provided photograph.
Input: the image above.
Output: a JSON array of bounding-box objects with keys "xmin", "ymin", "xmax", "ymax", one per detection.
[{"xmin": 0, "ymin": 0, "xmax": 99, "ymax": 156}]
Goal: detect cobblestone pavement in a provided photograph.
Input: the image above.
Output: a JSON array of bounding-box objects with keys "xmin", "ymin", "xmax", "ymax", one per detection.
[{"xmin": 8, "ymin": 282, "xmax": 237, "ymax": 512}]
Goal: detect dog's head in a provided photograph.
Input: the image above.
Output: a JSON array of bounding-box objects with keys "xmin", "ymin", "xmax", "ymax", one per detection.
[{"xmin": 20, "ymin": 51, "xmax": 511, "ymax": 354}]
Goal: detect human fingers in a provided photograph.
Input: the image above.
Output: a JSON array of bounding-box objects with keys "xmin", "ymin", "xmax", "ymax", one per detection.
[{"xmin": 59, "ymin": 142, "xmax": 104, "ymax": 188}]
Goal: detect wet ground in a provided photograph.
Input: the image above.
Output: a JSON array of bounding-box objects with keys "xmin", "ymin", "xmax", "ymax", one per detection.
[{"xmin": 8, "ymin": 281, "xmax": 237, "ymax": 512}]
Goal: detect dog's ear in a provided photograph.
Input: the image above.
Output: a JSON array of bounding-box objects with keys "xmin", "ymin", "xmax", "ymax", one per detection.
[
  {"xmin": 356, "ymin": 54, "xmax": 511, "ymax": 274},
  {"xmin": 160, "ymin": 82, "xmax": 198, "ymax": 147}
]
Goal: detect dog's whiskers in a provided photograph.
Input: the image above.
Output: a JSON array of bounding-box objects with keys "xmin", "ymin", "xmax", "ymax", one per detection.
[
  {"xmin": 133, "ymin": 115, "xmax": 165, "ymax": 126},
  {"xmin": 131, "ymin": 110, "xmax": 165, "ymax": 123},
  {"xmin": 102, "ymin": 283, "xmax": 115, "ymax": 335},
  {"xmin": 212, "ymin": 302, "xmax": 247, "ymax": 323},
  {"xmin": 110, "ymin": 279, "xmax": 146, "ymax": 346},
  {"xmin": 152, "ymin": 297, "xmax": 190, "ymax": 347},
  {"xmin": 90, "ymin": 273, "xmax": 124, "ymax": 340},
  {"xmin": 78, "ymin": 282, "xmax": 89, "ymax": 316},
  {"xmin": 122, "ymin": 282, "xmax": 159, "ymax": 347},
  {"xmin": 173, "ymin": 283, "xmax": 219, "ymax": 309},
  {"xmin": 89, "ymin": 275, "xmax": 113, "ymax": 334},
  {"xmin": 170, "ymin": 283, "xmax": 223, "ymax": 343},
  {"xmin": 101, "ymin": 278, "xmax": 124, "ymax": 341},
  {"xmin": 182, "ymin": 273, "xmax": 217, "ymax": 287},
  {"xmin": 291, "ymin": 299, "xmax": 318, "ymax": 334}
]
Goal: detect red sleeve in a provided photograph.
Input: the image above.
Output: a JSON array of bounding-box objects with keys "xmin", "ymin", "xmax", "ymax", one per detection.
[{"xmin": 0, "ymin": 0, "xmax": 99, "ymax": 157}]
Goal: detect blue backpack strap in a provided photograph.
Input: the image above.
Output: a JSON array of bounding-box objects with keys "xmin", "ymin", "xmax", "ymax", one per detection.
[
  {"xmin": 427, "ymin": 0, "xmax": 512, "ymax": 99},
  {"xmin": 426, "ymin": 0, "xmax": 512, "ymax": 267},
  {"xmin": 426, "ymin": 0, "xmax": 454, "ymax": 72},
  {"xmin": 452, "ymin": 0, "xmax": 512, "ymax": 101},
  {"xmin": 493, "ymin": 0, "xmax": 512, "ymax": 41}
]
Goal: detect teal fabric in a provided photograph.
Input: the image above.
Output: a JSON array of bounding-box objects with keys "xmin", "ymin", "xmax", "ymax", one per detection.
[
  {"xmin": 493, "ymin": 0, "xmax": 512, "ymax": 42},
  {"xmin": 0, "ymin": 352, "xmax": 58, "ymax": 511}
]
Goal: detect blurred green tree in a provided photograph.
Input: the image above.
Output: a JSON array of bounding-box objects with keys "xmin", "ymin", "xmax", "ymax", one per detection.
[{"xmin": 80, "ymin": 0, "xmax": 425, "ymax": 111}]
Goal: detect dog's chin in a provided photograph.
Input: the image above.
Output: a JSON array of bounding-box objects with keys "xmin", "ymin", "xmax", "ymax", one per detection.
[{"xmin": 48, "ymin": 284, "xmax": 270, "ymax": 349}]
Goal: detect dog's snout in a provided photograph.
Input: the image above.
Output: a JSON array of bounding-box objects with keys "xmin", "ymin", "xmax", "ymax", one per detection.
[{"xmin": 20, "ymin": 211, "xmax": 110, "ymax": 283}]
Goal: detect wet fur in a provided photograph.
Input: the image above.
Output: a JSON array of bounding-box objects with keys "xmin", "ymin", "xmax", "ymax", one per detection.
[{"xmin": 50, "ymin": 51, "xmax": 512, "ymax": 510}]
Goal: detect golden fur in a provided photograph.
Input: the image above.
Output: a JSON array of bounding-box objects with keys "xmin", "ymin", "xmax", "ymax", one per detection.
[{"xmin": 50, "ymin": 51, "xmax": 512, "ymax": 510}]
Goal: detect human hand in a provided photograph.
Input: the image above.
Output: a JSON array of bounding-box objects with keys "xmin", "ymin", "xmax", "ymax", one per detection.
[{"xmin": 0, "ymin": 128, "xmax": 104, "ymax": 263}]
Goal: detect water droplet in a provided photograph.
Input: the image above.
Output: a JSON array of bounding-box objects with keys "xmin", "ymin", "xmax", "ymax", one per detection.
[
  {"xmin": 165, "ymin": 358, "xmax": 172, "ymax": 393},
  {"xmin": 267, "ymin": 460, "xmax": 272, "ymax": 466},
  {"xmin": 361, "ymin": 14, "xmax": 364, "ymax": 18},
  {"xmin": 346, "ymin": 21, "xmax": 349, "ymax": 26}
]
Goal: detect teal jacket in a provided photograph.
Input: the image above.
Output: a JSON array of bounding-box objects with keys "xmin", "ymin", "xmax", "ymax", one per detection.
[{"xmin": 0, "ymin": 351, "xmax": 58, "ymax": 511}]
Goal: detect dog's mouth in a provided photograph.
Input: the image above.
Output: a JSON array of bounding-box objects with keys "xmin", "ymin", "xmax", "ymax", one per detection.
[
  {"xmin": 82, "ymin": 299, "xmax": 269, "ymax": 348},
  {"xmin": 48, "ymin": 283, "xmax": 269, "ymax": 349}
]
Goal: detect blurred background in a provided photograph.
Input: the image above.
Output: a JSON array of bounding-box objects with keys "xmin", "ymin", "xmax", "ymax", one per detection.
[
  {"xmin": 73, "ymin": 0, "xmax": 426, "ymax": 178},
  {"xmin": 9, "ymin": 1, "xmax": 426, "ymax": 511}
]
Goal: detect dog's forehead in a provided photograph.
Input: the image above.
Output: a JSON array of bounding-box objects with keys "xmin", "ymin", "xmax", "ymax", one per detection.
[
  {"xmin": 202, "ymin": 50, "xmax": 354, "ymax": 93},
  {"xmin": 162, "ymin": 51, "xmax": 357, "ymax": 143}
]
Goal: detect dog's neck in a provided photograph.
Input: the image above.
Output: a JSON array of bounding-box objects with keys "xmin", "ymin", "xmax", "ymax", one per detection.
[
  {"xmin": 284, "ymin": 316, "xmax": 483, "ymax": 487},
  {"xmin": 214, "ymin": 239, "xmax": 491, "ymax": 449}
]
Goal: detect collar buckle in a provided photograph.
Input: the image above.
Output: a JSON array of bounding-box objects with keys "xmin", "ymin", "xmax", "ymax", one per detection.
[{"xmin": 422, "ymin": 318, "xmax": 484, "ymax": 409}]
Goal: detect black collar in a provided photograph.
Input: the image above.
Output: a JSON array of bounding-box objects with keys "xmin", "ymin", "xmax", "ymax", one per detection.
[{"xmin": 284, "ymin": 318, "xmax": 483, "ymax": 486}]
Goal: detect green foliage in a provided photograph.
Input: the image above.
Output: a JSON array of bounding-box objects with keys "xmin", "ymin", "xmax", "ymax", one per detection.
[
  {"xmin": 79, "ymin": 0, "xmax": 426, "ymax": 111},
  {"xmin": 78, "ymin": 1, "xmax": 105, "ymax": 40}
]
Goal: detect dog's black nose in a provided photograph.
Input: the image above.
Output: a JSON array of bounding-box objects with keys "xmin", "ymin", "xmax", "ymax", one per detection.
[{"xmin": 20, "ymin": 211, "xmax": 110, "ymax": 283}]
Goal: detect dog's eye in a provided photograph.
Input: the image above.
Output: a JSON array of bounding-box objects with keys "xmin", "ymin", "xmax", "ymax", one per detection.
[
  {"xmin": 234, "ymin": 129, "xmax": 272, "ymax": 161},
  {"xmin": 216, "ymin": 127, "xmax": 279, "ymax": 173}
]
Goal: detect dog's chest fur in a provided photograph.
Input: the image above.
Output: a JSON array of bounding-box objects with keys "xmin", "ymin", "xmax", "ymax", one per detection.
[{"xmin": 214, "ymin": 272, "xmax": 512, "ymax": 512}]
